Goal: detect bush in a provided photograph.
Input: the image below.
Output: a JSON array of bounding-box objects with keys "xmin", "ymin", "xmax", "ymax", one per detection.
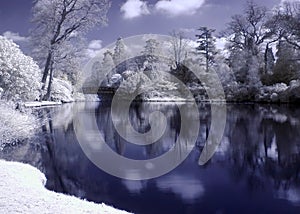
[
  {"xmin": 0, "ymin": 36, "xmax": 41, "ymax": 101},
  {"xmin": 0, "ymin": 101, "xmax": 38, "ymax": 148}
]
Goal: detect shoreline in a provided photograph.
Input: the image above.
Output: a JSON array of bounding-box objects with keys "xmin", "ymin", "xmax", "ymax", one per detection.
[{"xmin": 0, "ymin": 159, "xmax": 132, "ymax": 214}]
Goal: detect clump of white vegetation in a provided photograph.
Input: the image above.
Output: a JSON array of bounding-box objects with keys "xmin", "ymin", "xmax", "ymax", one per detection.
[
  {"xmin": 0, "ymin": 101, "xmax": 39, "ymax": 148},
  {"xmin": 0, "ymin": 36, "xmax": 41, "ymax": 101}
]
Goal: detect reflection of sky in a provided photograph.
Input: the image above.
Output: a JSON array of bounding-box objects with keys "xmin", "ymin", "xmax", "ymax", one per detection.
[
  {"xmin": 277, "ymin": 187, "xmax": 300, "ymax": 207},
  {"xmin": 267, "ymin": 136, "xmax": 278, "ymax": 161},
  {"xmin": 156, "ymin": 175, "xmax": 204, "ymax": 202},
  {"xmin": 123, "ymin": 180, "xmax": 146, "ymax": 194},
  {"xmin": 123, "ymin": 174, "xmax": 205, "ymax": 202},
  {"xmin": 215, "ymin": 137, "xmax": 230, "ymax": 156},
  {"xmin": 21, "ymin": 102, "xmax": 300, "ymax": 213}
]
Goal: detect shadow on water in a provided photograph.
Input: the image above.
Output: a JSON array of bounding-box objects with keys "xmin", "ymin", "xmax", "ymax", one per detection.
[{"xmin": 2, "ymin": 102, "xmax": 300, "ymax": 213}]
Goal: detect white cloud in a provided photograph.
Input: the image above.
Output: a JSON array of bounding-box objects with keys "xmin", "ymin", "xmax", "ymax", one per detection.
[
  {"xmin": 121, "ymin": 0, "xmax": 150, "ymax": 19},
  {"xmin": 85, "ymin": 40, "xmax": 103, "ymax": 58},
  {"xmin": 88, "ymin": 40, "xmax": 103, "ymax": 50},
  {"xmin": 280, "ymin": 0, "xmax": 298, "ymax": 4},
  {"xmin": 2, "ymin": 31, "xmax": 28, "ymax": 42},
  {"xmin": 155, "ymin": 0, "xmax": 205, "ymax": 16},
  {"xmin": 179, "ymin": 28, "xmax": 197, "ymax": 34},
  {"xmin": 215, "ymin": 37, "xmax": 227, "ymax": 50}
]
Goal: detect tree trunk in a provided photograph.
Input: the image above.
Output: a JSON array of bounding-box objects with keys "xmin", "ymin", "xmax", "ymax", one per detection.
[
  {"xmin": 41, "ymin": 51, "xmax": 53, "ymax": 89},
  {"xmin": 205, "ymin": 33, "xmax": 209, "ymax": 73},
  {"xmin": 43, "ymin": 61, "xmax": 54, "ymax": 101},
  {"xmin": 40, "ymin": 51, "xmax": 53, "ymax": 101},
  {"xmin": 264, "ymin": 43, "xmax": 269, "ymax": 74},
  {"xmin": 206, "ymin": 51, "xmax": 209, "ymax": 73}
]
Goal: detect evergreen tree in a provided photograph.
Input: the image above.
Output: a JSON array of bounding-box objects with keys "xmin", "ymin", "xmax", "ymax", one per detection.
[
  {"xmin": 113, "ymin": 37, "xmax": 127, "ymax": 66},
  {"xmin": 141, "ymin": 39, "xmax": 160, "ymax": 64},
  {"xmin": 195, "ymin": 27, "xmax": 217, "ymax": 72}
]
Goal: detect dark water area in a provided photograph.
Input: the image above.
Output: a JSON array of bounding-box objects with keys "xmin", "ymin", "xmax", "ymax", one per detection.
[{"xmin": 3, "ymin": 102, "xmax": 300, "ymax": 214}]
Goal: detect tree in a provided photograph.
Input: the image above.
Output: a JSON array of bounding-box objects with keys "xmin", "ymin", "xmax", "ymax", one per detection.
[
  {"xmin": 102, "ymin": 50, "xmax": 115, "ymax": 69},
  {"xmin": 0, "ymin": 36, "xmax": 41, "ymax": 101},
  {"xmin": 261, "ymin": 1, "xmax": 300, "ymax": 84},
  {"xmin": 224, "ymin": 1, "xmax": 270, "ymax": 87},
  {"xmin": 31, "ymin": 0, "xmax": 111, "ymax": 100},
  {"xmin": 112, "ymin": 37, "xmax": 127, "ymax": 66},
  {"xmin": 264, "ymin": 45, "xmax": 275, "ymax": 74},
  {"xmin": 225, "ymin": 1, "xmax": 269, "ymax": 54},
  {"xmin": 272, "ymin": 1, "xmax": 300, "ymax": 50},
  {"xmin": 141, "ymin": 38, "xmax": 160, "ymax": 64},
  {"xmin": 102, "ymin": 50, "xmax": 115, "ymax": 86},
  {"xmin": 272, "ymin": 40, "xmax": 299, "ymax": 84},
  {"xmin": 195, "ymin": 27, "xmax": 217, "ymax": 72},
  {"xmin": 169, "ymin": 30, "xmax": 188, "ymax": 67},
  {"xmin": 52, "ymin": 40, "xmax": 84, "ymax": 85}
]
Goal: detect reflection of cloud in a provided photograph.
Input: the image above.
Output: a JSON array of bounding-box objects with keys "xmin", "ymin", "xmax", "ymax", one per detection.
[
  {"xmin": 179, "ymin": 28, "xmax": 196, "ymax": 34},
  {"xmin": 52, "ymin": 103, "xmax": 75, "ymax": 130},
  {"xmin": 216, "ymin": 137, "xmax": 229, "ymax": 155},
  {"xmin": 155, "ymin": 0, "xmax": 205, "ymax": 16},
  {"xmin": 121, "ymin": 0, "xmax": 150, "ymax": 19},
  {"xmin": 277, "ymin": 186, "xmax": 300, "ymax": 206},
  {"xmin": 3, "ymin": 31, "xmax": 28, "ymax": 42},
  {"xmin": 123, "ymin": 180, "xmax": 145, "ymax": 194},
  {"xmin": 267, "ymin": 136, "xmax": 278, "ymax": 161},
  {"xmin": 156, "ymin": 175, "xmax": 204, "ymax": 202}
]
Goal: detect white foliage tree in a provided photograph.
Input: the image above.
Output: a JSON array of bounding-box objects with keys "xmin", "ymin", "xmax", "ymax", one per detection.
[
  {"xmin": 169, "ymin": 30, "xmax": 188, "ymax": 67},
  {"xmin": 225, "ymin": 1, "xmax": 269, "ymax": 88},
  {"xmin": 113, "ymin": 37, "xmax": 127, "ymax": 66},
  {"xmin": 141, "ymin": 38, "xmax": 160, "ymax": 64},
  {"xmin": 102, "ymin": 50, "xmax": 115, "ymax": 86},
  {"xmin": 102, "ymin": 50, "xmax": 115, "ymax": 70},
  {"xmin": 31, "ymin": 0, "xmax": 111, "ymax": 100},
  {"xmin": 0, "ymin": 36, "xmax": 41, "ymax": 101}
]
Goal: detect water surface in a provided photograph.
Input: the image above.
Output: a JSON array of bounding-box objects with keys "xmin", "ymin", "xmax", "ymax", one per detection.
[{"xmin": 2, "ymin": 102, "xmax": 300, "ymax": 214}]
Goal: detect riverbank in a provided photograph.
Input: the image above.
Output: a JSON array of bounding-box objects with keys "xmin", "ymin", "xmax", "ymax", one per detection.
[{"xmin": 0, "ymin": 159, "xmax": 131, "ymax": 214}]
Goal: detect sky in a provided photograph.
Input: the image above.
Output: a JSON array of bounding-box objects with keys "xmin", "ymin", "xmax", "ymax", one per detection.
[{"xmin": 0, "ymin": 0, "xmax": 284, "ymax": 53}]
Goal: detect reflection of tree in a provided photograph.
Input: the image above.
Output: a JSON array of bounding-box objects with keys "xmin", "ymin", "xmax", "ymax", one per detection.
[
  {"xmin": 97, "ymin": 102, "xmax": 179, "ymax": 158},
  {"xmin": 40, "ymin": 108, "xmax": 67, "ymax": 193},
  {"xmin": 97, "ymin": 101, "xmax": 125, "ymax": 155},
  {"xmin": 224, "ymin": 104, "xmax": 300, "ymax": 193},
  {"xmin": 96, "ymin": 102, "xmax": 202, "ymax": 159},
  {"xmin": 32, "ymin": 102, "xmax": 300, "ymax": 206}
]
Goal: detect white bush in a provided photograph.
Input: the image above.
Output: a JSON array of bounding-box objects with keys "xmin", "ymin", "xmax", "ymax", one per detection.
[
  {"xmin": 262, "ymin": 83, "xmax": 288, "ymax": 94},
  {"xmin": 0, "ymin": 102, "xmax": 38, "ymax": 147},
  {"xmin": 0, "ymin": 36, "xmax": 41, "ymax": 101},
  {"xmin": 50, "ymin": 78, "xmax": 74, "ymax": 103}
]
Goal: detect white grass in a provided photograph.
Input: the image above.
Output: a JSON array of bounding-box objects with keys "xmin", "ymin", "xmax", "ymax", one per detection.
[
  {"xmin": 24, "ymin": 101, "xmax": 62, "ymax": 107},
  {"xmin": 0, "ymin": 159, "xmax": 132, "ymax": 214},
  {"xmin": 0, "ymin": 102, "xmax": 38, "ymax": 146}
]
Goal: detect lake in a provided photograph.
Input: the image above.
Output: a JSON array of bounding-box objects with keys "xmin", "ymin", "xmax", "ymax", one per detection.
[{"xmin": 2, "ymin": 102, "xmax": 300, "ymax": 214}]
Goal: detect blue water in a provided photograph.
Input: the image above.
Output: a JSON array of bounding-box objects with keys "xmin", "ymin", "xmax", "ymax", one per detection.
[{"xmin": 9, "ymin": 102, "xmax": 300, "ymax": 214}]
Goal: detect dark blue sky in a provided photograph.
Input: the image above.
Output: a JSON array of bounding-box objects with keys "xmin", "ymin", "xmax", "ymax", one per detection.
[{"xmin": 0, "ymin": 0, "xmax": 281, "ymax": 47}]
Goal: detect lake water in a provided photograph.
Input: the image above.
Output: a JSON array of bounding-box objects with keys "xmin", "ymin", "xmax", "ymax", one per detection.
[{"xmin": 2, "ymin": 102, "xmax": 300, "ymax": 214}]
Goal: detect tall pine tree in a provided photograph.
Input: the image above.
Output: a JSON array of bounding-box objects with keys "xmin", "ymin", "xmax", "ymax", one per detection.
[{"xmin": 195, "ymin": 27, "xmax": 217, "ymax": 72}]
